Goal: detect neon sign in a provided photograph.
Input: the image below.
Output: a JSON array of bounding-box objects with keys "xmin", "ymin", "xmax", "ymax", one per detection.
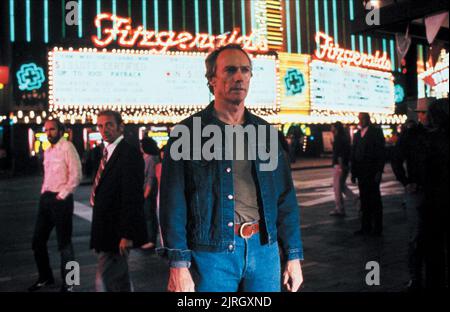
[
  {"xmin": 314, "ymin": 32, "xmax": 392, "ymax": 72},
  {"xmin": 419, "ymin": 52, "xmax": 449, "ymax": 87},
  {"xmin": 284, "ymin": 68, "xmax": 305, "ymax": 96},
  {"xmin": 92, "ymin": 13, "xmax": 268, "ymax": 53},
  {"xmin": 394, "ymin": 84, "xmax": 405, "ymax": 103},
  {"xmin": 16, "ymin": 63, "xmax": 45, "ymax": 91}
]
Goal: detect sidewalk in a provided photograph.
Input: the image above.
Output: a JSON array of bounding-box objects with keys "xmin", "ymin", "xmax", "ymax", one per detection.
[{"xmin": 0, "ymin": 168, "xmax": 411, "ymax": 292}]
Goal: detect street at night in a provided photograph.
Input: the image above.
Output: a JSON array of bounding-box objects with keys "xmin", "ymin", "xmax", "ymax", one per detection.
[
  {"xmin": 0, "ymin": 164, "xmax": 410, "ymax": 292},
  {"xmin": 0, "ymin": 1, "xmax": 448, "ymax": 308}
]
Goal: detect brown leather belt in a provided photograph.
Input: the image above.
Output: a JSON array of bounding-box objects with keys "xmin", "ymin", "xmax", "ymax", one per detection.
[{"xmin": 234, "ymin": 222, "xmax": 260, "ymax": 238}]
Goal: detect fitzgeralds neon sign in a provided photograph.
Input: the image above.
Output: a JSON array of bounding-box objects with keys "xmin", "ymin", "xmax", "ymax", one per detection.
[
  {"xmin": 92, "ymin": 13, "xmax": 269, "ymax": 53},
  {"xmin": 314, "ymin": 32, "xmax": 392, "ymax": 71}
]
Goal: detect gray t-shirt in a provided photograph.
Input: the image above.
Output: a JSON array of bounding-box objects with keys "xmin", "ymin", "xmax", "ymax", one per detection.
[
  {"xmin": 211, "ymin": 111, "xmax": 260, "ymax": 223},
  {"xmin": 233, "ymin": 155, "xmax": 260, "ymax": 223}
]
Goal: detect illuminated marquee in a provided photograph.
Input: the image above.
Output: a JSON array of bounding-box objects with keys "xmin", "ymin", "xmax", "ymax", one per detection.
[
  {"xmin": 314, "ymin": 32, "xmax": 392, "ymax": 72},
  {"xmin": 48, "ymin": 48, "xmax": 278, "ymax": 124},
  {"xmin": 92, "ymin": 13, "xmax": 268, "ymax": 53},
  {"xmin": 310, "ymin": 59, "xmax": 395, "ymax": 114}
]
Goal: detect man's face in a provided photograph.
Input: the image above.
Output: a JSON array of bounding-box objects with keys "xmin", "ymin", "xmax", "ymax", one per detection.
[
  {"xmin": 209, "ymin": 49, "xmax": 252, "ymax": 106},
  {"xmin": 44, "ymin": 121, "xmax": 63, "ymax": 145},
  {"xmin": 97, "ymin": 115, "xmax": 123, "ymax": 144},
  {"xmin": 417, "ymin": 111, "xmax": 428, "ymax": 126},
  {"xmin": 358, "ymin": 113, "xmax": 370, "ymax": 128}
]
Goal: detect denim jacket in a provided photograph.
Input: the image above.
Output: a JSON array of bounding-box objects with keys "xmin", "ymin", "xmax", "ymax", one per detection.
[{"xmin": 157, "ymin": 102, "xmax": 303, "ymax": 265}]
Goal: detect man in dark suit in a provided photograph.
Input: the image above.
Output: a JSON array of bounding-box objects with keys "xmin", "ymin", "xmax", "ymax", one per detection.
[
  {"xmin": 351, "ymin": 112, "xmax": 386, "ymax": 236},
  {"xmin": 90, "ymin": 110, "xmax": 147, "ymax": 291}
]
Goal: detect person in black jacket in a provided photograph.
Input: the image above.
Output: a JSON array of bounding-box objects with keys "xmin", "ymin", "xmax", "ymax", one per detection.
[
  {"xmin": 90, "ymin": 110, "xmax": 148, "ymax": 292},
  {"xmin": 423, "ymin": 98, "xmax": 449, "ymax": 289},
  {"xmin": 391, "ymin": 98, "xmax": 432, "ymax": 291},
  {"xmin": 351, "ymin": 112, "xmax": 386, "ymax": 236}
]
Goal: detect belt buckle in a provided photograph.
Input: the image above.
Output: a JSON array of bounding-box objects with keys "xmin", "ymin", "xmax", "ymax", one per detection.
[{"xmin": 239, "ymin": 222, "xmax": 254, "ymax": 239}]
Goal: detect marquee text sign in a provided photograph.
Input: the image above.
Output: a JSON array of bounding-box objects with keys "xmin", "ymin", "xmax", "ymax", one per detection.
[
  {"xmin": 92, "ymin": 13, "xmax": 269, "ymax": 53},
  {"xmin": 314, "ymin": 32, "xmax": 392, "ymax": 72}
]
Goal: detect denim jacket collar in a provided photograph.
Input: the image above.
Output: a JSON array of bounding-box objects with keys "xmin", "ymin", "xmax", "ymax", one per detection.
[{"xmin": 199, "ymin": 101, "xmax": 261, "ymax": 127}]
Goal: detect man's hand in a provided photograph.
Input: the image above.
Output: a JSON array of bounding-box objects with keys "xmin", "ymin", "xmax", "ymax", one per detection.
[
  {"xmin": 167, "ymin": 267, "xmax": 195, "ymax": 292},
  {"xmin": 119, "ymin": 238, "xmax": 133, "ymax": 256},
  {"xmin": 282, "ymin": 259, "xmax": 303, "ymax": 292},
  {"xmin": 56, "ymin": 194, "xmax": 64, "ymax": 201}
]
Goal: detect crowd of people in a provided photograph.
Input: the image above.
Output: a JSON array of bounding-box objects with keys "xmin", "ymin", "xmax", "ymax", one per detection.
[
  {"xmin": 327, "ymin": 97, "xmax": 449, "ymax": 290},
  {"xmin": 25, "ymin": 44, "xmax": 448, "ymax": 292},
  {"xmin": 391, "ymin": 97, "xmax": 449, "ymax": 290}
]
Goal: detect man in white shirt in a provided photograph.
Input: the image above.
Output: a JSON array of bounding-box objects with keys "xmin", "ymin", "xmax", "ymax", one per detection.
[{"xmin": 28, "ymin": 119, "xmax": 82, "ymax": 292}]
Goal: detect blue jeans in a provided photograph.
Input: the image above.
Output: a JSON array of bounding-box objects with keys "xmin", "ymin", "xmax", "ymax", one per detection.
[{"xmin": 191, "ymin": 233, "xmax": 281, "ymax": 292}]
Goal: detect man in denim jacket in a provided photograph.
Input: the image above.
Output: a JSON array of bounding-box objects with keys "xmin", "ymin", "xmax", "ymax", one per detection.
[{"xmin": 158, "ymin": 44, "xmax": 304, "ymax": 292}]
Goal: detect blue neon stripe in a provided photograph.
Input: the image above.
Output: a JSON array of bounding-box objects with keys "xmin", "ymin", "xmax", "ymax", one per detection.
[
  {"xmin": 26, "ymin": 0, "xmax": 30, "ymax": 42},
  {"xmin": 61, "ymin": 0, "xmax": 66, "ymax": 38},
  {"xmin": 78, "ymin": 0, "xmax": 82, "ymax": 38},
  {"xmin": 324, "ymin": 0, "xmax": 329, "ymax": 34},
  {"xmin": 359, "ymin": 35, "xmax": 364, "ymax": 53},
  {"xmin": 219, "ymin": 0, "xmax": 224, "ymax": 34},
  {"xmin": 351, "ymin": 34, "xmax": 356, "ymax": 51},
  {"xmin": 9, "ymin": 0, "xmax": 15, "ymax": 42},
  {"xmin": 168, "ymin": 0, "xmax": 173, "ymax": 31},
  {"xmin": 44, "ymin": 0, "xmax": 48, "ymax": 43},
  {"xmin": 349, "ymin": 0, "xmax": 354, "ymax": 21},
  {"xmin": 97, "ymin": 0, "xmax": 101, "ymax": 39},
  {"xmin": 390, "ymin": 39, "xmax": 396, "ymax": 71},
  {"xmin": 194, "ymin": 0, "xmax": 199, "ymax": 34},
  {"xmin": 382, "ymin": 38, "xmax": 387, "ymax": 55},
  {"xmin": 315, "ymin": 0, "xmax": 320, "ymax": 52},
  {"xmin": 154, "ymin": 0, "xmax": 159, "ymax": 33},
  {"xmin": 112, "ymin": 0, "xmax": 116, "ymax": 39},
  {"xmin": 142, "ymin": 0, "xmax": 147, "ymax": 30},
  {"xmin": 367, "ymin": 36, "xmax": 372, "ymax": 54},
  {"xmin": 285, "ymin": 0, "xmax": 291, "ymax": 53},
  {"xmin": 241, "ymin": 0, "xmax": 246, "ymax": 35},
  {"xmin": 207, "ymin": 0, "xmax": 212, "ymax": 35},
  {"xmin": 295, "ymin": 0, "xmax": 301, "ymax": 53},
  {"xmin": 332, "ymin": 0, "xmax": 338, "ymax": 43}
]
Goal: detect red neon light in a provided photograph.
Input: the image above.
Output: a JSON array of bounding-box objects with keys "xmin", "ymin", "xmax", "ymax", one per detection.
[
  {"xmin": 314, "ymin": 32, "xmax": 392, "ymax": 71},
  {"xmin": 421, "ymin": 67, "xmax": 449, "ymax": 87},
  {"xmin": 92, "ymin": 13, "xmax": 269, "ymax": 53},
  {"xmin": 0, "ymin": 66, "xmax": 9, "ymax": 84}
]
